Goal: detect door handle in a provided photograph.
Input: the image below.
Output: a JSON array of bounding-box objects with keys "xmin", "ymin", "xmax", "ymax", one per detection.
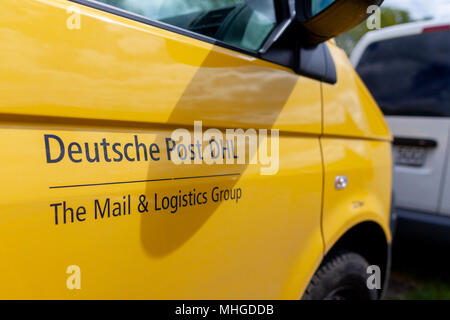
[{"xmin": 393, "ymin": 137, "xmax": 438, "ymax": 148}]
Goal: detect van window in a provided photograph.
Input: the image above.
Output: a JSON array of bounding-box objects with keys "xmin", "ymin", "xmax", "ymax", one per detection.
[
  {"xmin": 96, "ymin": 0, "xmax": 277, "ymax": 51},
  {"xmin": 356, "ymin": 30, "xmax": 450, "ymax": 117},
  {"xmin": 311, "ymin": 0, "xmax": 335, "ymax": 16}
]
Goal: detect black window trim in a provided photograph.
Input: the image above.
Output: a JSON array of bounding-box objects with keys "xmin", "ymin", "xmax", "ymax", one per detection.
[{"xmin": 67, "ymin": 0, "xmax": 337, "ymax": 83}]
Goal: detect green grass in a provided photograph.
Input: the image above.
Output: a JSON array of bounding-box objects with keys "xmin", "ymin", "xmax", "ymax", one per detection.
[
  {"xmin": 387, "ymin": 239, "xmax": 450, "ymax": 300},
  {"xmin": 386, "ymin": 271, "xmax": 450, "ymax": 300},
  {"xmin": 405, "ymin": 280, "xmax": 450, "ymax": 300}
]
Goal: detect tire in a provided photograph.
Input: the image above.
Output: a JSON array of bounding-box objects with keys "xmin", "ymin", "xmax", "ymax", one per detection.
[{"xmin": 302, "ymin": 251, "xmax": 378, "ymax": 300}]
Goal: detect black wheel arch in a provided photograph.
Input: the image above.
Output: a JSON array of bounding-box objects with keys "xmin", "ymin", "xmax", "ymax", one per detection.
[{"xmin": 322, "ymin": 221, "xmax": 391, "ymax": 299}]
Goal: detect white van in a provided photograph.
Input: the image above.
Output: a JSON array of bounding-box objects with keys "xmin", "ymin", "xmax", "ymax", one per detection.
[{"xmin": 351, "ymin": 20, "xmax": 450, "ymax": 242}]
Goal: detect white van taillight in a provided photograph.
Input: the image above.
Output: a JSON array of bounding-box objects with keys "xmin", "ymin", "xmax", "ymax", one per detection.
[{"xmin": 422, "ymin": 25, "xmax": 450, "ymax": 33}]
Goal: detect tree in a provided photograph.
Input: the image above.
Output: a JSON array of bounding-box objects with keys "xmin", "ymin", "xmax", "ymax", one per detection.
[{"xmin": 335, "ymin": 7, "xmax": 413, "ymax": 56}]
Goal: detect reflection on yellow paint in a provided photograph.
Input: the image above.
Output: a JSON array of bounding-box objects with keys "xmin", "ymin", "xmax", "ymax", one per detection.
[{"xmin": 0, "ymin": 0, "xmax": 392, "ymax": 300}]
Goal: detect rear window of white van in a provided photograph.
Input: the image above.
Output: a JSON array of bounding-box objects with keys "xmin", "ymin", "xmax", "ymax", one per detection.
[{"xmin": 356, "ymin": 29, "xmax": 450, "ymax": 117}]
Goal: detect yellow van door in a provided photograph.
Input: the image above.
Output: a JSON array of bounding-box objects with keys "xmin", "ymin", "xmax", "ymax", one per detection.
[{"xmin": 0, "ymin": 0, "xmax": 323, "ymax": 299}]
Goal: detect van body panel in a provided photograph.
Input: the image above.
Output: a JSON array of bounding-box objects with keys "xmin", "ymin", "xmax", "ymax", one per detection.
[
  {"xmin": 0, "ymin": 0, "xmax": 392, "ymax": 299},
  {"xmin": 0, "ymin": 0, "xmax": 327, "ymax": 299},
  {"xmin": 321, "ymin": 138, "xmax": 392, "ymax": 251},
  {"xmin": 0, "ymin": 0, "xmax": 322, "ymax": 134},
  {"xmin": 387, "ymin": 117, "xmax": 450, "ymax": 213},
  {"xmin": 352, "ymin": 20, "xmax": 450, "ymax": 219},
  {"xmin": 322, "ymin": 44, "xmax": 392, "ymax": 141},
  {"xmin": 0, "ymin": 123, "xmax": 325, "ymax": 299}
]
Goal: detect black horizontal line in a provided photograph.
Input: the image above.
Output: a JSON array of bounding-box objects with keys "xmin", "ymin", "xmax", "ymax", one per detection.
[{"xmin": 49, "ymin": 173, "xmax": 241, "ymax": 189}]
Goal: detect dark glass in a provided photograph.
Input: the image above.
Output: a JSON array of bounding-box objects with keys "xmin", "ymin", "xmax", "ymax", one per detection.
[
  {"xmin": 311, "ymin": 0, "xmax": 336, "ymax": 16},
  {"xmin": 356, "ymin": 30, "xmax": 450, "ymax": 117},
  {"xmin": 96, "ymin": 0, "xmax": 277, "ymax": 51}
]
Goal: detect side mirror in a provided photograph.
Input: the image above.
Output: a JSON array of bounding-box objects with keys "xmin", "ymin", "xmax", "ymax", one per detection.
[
  {"xmin": 259, "ymin": 0, "xmax": 384, "ymax": 83},
  {"xmin": 296, "ymin": 0, "xmax": 383, "ymax": 45}
]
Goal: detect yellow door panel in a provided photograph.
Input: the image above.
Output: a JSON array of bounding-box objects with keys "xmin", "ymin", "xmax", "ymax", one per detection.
[
  {"xmin": 321, "ymin": 138, "xmax": 392, "ymax": 251},
  {"xmin": 0, "ymin": 124, "xmax": 323, "ymax": 299},
  {"xmin": 0, "ymin": 0, "xmax": 324, "ymax": 299},
  {"xmin": 0, "ymin": 0, "xmax": 321, "ymax": 134},
  {"xmin": 322, "ymin": 43, "xmax": 391, "ymax": 141}
]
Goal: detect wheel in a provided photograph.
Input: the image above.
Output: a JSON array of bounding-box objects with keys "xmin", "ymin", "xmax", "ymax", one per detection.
[{"xmin": 302, "ymin": 251, "xmax": 378, "ymax": 300}]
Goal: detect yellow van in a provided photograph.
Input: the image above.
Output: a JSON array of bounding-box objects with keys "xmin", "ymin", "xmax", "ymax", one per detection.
[{"xmin": 0, "ymin": 0, "xmax": 392, "ymax": 300}]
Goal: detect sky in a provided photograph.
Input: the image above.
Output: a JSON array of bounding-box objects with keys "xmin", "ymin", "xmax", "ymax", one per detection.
[{"xmin": 385, "ymin": 0, "xmax": 450, "ymax": 20}]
